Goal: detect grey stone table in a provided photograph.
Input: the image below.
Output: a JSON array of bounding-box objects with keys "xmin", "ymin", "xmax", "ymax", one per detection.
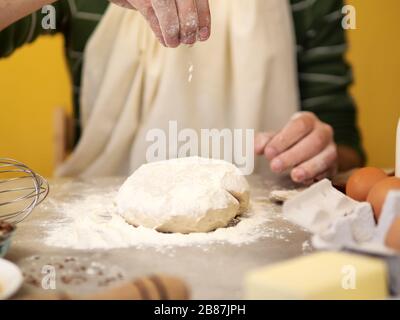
[{"xmin": 6, "ymin": 174, "xmax": 311, "ymax": 300}]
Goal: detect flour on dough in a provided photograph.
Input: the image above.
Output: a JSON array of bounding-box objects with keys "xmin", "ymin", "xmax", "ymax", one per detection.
[{"xmin": 116, "ymin": 157, "xmax": 250, "ymax": 234}]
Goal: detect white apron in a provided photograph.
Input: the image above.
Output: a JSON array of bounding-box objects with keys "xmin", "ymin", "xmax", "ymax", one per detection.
[{"xmin": 56, "ymin": 0, "xmax": 300, "ymax": 177}]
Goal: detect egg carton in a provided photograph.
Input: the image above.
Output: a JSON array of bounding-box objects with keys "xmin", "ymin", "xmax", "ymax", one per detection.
[
  {"xmin": 282, "ymin": 180, "xmax": 400, "ymax": 296},
  {"xmin": 282, "ymin": 179, "xmax": 400, "ymax": 256}
]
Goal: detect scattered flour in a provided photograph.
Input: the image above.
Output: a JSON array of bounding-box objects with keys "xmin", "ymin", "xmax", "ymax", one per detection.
[{"xmin": 41, "ymin": 181, "xmax": 285, "ymax": 251}]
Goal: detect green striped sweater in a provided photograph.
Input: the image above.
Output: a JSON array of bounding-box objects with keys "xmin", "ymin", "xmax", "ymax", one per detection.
[{"xmin": 0, "ymin": 0, "xmax": 364, "ymax": 159}]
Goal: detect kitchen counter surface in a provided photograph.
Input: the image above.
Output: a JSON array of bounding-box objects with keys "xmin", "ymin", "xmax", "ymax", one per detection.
[{"xmin": 7, "ymin": 174, "xmax": 311, "ymax": 299}]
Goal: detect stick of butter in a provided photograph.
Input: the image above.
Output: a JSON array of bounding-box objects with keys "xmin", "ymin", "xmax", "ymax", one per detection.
[{"xmin": 244, "ymin": 252, "xmax": 388, "ymax": 300}]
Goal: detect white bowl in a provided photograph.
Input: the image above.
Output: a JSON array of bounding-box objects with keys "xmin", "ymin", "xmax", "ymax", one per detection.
[{"xmin": 0, "ymin": 258, "xmax": 23, "ymax": 300}]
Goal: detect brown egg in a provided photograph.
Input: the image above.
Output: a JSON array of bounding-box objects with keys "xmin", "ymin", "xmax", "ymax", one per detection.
[
  {"xmin": 367, "ymin": 177, "xmax": 400, "ymax": 221},
  {"xmin": 346, "ymin": 167, "xmax": 387, "ymax": 201},
  {"xmin": 385, "ymin": 217, "xmax": 400, "ymax": 251}
]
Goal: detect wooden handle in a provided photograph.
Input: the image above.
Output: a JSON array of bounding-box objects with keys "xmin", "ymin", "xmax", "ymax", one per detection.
[
  {"xmin": 88, "ymin": 275, "xmax": 189, "ymax": 300},
  {"xmin": 53, "ymin": 107, "xmax": 75, "ymax": 169},
  {"xmin": 22, "ymin": 274, "xmax": 190, "ymax": 300}
]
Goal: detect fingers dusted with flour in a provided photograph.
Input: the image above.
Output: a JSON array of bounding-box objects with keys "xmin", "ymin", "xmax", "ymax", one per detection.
[
  {"xmin": 151, "ymin": 0, "xmax": 180, "ymax": 47},
  {"xmin": 256, "ymin": 112, "xmax": 339, "ymax": 184},
  {"xmin": 121, "ymin": 0, "xmax": 210, "ymax": 47},
  {"xmin": 175, "ymin": 0, "xmax": 199, "ymax": 45},
  {"xmin": 139, "ymin": 5, "xmax": 166, "ymax": 46},
  {"xmin": 195, "ymin": 0, "xmax": 211, "ymax": 41}
]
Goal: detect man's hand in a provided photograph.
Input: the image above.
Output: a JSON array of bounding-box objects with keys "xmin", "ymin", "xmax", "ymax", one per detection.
[
  {"xmin": 255, "ymin": 112, "xmax": 339, "ymax": 184},
  {"xmin": 111, "ymin": 0, "xmax": 211, "ymax": 47}
]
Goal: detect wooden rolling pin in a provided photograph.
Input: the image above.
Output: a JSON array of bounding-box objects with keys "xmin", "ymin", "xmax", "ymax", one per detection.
[{"xmin": 22, "ymin": 274, "xmax": 190, "ymax": 300}]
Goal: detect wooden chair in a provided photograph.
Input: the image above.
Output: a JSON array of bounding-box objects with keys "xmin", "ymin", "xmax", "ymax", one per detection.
[{"xmin": 53, "ymin": 107, "xmax": 75, "ymax": 169}]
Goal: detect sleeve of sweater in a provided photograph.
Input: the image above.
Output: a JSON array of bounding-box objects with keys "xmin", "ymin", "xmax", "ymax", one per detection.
[
  {"xmin": 291, "ymin": 0, "xmax": 366, "ymax": 162},
  {"xmin": 0, "ymin": 1, "xmax": 69, "ymax": 58}
]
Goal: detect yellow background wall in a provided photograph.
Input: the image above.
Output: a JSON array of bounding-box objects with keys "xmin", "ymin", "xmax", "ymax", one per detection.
[
  {"xmin": 0, "ymin": 0, "xmax": 399, "ymax": 177},
  {"xmin": 0, "ymin": 35, "xmax": 72, "ymax": 176},
  {"xmin": 347, "ymin": 0, "xmax": 399, "ymax": 170}
]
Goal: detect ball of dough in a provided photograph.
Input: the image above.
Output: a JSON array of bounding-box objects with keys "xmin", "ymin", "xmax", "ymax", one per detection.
[{"xmin": 116, "ymin": 157, "xmax": 250, "ymax": 234}]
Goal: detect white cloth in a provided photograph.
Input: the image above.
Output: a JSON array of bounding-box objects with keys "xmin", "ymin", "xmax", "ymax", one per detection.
[{"xmin": 56, "ymin": 0, "xmax": 300, "ymax": 177}]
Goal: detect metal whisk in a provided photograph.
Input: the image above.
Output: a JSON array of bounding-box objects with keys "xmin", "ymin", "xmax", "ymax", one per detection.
[{"xmin": 0, "ymin": 158, "xmax": 49, "ymax": 224}]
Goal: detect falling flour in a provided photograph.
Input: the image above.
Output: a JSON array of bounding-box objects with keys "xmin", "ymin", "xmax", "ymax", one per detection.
[
  {"xmin": 188, "ymin": 62, "xmax": 194, "ymax": 82},
  {"xmin": 39, "ymin": 179, "xmax": 293, "ymax": 252}
]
